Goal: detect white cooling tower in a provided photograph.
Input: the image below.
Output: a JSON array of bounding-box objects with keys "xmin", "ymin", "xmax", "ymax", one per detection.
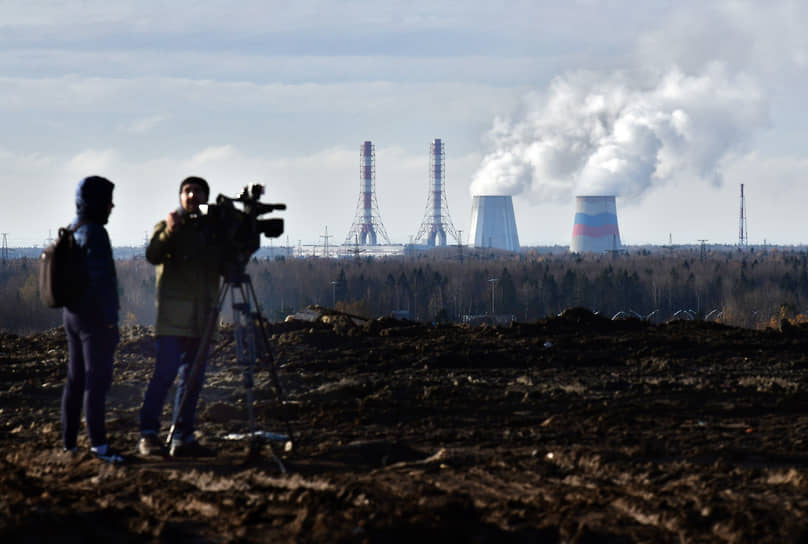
[
  {"xmin": 570, "ymin": 195, "xmax": 621, "ymax": 253},
  {"xmin": 468, "ymin": 195, "xmax": 520, "ymax": 252}
]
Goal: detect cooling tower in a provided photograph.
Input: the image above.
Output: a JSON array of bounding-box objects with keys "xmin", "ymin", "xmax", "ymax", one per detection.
[
  {"xmin": 570, "ymin": 195, "xmax": 621, "ymax": 253},
  {"xmin": 468, "ymin": 195, "xmax": 520, "ymax": 252}
]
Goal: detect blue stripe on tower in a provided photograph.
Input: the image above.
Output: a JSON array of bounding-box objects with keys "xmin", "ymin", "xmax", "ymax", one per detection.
[{"xmin": 574, "ymin": 212, "xmax": 618, "ymax": 228}]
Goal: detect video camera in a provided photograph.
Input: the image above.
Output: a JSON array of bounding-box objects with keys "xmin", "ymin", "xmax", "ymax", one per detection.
[{"xmin": 202, "ymin": 184, "xmax": 285, "ymax": 278}]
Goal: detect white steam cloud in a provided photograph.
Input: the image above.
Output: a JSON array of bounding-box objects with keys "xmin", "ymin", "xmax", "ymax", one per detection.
[{"xmin": 471, "ymin": 63, "xmax": 768, "ymax": 201}]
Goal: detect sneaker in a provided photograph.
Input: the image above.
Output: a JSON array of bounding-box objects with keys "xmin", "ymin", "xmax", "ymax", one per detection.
[
  {"xmin": 138, "ymin": 434, "xmax": 168, "ymax": 456},
  {"xmin": 169, "ymin": 439, "xmax": 216, "ymax": 458},
  {"xmin": 92, "ymin": 445, "xmax": 125, "ymax": 464}
]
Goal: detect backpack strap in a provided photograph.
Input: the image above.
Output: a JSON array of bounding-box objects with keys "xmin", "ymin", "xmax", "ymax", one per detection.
[{"xmin": 60, "ymin": 220, "xmax": 86, "ymax": 239}]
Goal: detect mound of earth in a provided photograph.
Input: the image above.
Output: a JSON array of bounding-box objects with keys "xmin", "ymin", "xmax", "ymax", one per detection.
[{"xmin": 3, "ymin": 308, "xmax": 808, "ymax": 542}]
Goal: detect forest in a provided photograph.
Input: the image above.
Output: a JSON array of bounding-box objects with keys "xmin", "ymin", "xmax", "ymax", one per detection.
[{"xmin": 3, "ymin": 246, "xmax": 808, "ymax": 334}]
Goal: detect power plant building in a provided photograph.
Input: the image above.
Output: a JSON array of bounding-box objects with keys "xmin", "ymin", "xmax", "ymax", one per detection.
[
  {"xmin": 468, "ymin": 195, "xmax": 520, "ymax": 252},
  {"xmin": 570, "ymin": 195, "xmax": 621, "ymax": 253}
]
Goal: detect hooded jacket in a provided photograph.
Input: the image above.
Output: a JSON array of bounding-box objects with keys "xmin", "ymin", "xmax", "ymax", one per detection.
[
  {"xmin": 68, "ymin": 176, "xmax": 119, "ymax": 326},
  {"xmin": 146, "ymin": 209, "xmax": 222, "ymax": 337}
]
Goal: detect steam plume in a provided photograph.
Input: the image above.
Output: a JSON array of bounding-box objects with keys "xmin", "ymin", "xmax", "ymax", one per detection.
[{"xmin": 471, "ymin": 64, "xmax": 767, "ymax": 201}]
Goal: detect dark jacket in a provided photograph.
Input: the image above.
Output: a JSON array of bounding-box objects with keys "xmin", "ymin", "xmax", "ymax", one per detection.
[
  {"xmin": 146, "ymin": 211, "xmax": 221, "ymax": 337},
  {"xmin": 67, "ymin": 176, "xmax": 119, "ymax": 327}
]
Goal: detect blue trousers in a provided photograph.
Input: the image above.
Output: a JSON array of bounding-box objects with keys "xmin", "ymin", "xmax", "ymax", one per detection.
[
  {"xmin": 62, "ymin": 310, "xmax": 117, "ymax": 449},
  {"xmin": 139, "ymin": 336, "xmax": 207, "ymax": 442}
]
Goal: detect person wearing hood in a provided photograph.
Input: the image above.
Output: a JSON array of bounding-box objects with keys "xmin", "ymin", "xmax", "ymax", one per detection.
[
  {"xmin": 62, "ymin": 175, "xmax": 123, "ymax": 464},
  {"xmin": 139, "ymin": 176, "xmax": 222, "ymax": 458}
]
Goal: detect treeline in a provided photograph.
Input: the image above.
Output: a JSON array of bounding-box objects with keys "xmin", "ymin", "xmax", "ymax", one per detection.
[
  {"xmin": 3, "ymin": 248, "xmax": 808, "ymax": 334},
  {"xmin": 0, "ymin": 257, "xmax": 156, "ymax": 334}
]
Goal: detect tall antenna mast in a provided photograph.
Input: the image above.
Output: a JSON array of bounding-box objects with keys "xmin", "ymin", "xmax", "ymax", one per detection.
[
  {"xmin": 345, "ymin": 140, "xmax": 390, "ymax": 246},
  {"xmin": 738, "ymin": 183, "xmax": 748, "ymax": 248},
  {"xmin": 414, "ymin": 138, "xmax": 458, "ymax": 246}
]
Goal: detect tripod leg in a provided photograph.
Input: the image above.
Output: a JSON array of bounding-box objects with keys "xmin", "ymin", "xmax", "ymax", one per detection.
[
  {"xmin": 246, "ymin": 278, "xmax": 296, "ymax": 449},
  {"xmin": 232, "ymin": 282, "xmax": 259, "ymax": 455},
  {"xmin": 166, "ymin": 282, "xmax": 228, "ymax": 448},
  {"xmin": 235, "ymin": 280, "xmax": 285, "ymax": 472}
]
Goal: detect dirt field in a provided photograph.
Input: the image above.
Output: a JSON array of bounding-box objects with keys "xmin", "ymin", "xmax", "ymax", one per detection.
[{"xmin": 3, "ymin": 307, "xmax": 808, "ymax": 543}]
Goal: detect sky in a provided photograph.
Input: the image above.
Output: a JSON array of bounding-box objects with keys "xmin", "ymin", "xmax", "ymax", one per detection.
[{"xmin": 2, "ymin": 1, "xmax": 807, "ymax": 249}]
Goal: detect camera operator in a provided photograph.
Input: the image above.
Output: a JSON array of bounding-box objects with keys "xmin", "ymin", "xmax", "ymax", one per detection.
[{"xmin": 138, "ymin": 176, "xmax": 222, "ymax": 458}]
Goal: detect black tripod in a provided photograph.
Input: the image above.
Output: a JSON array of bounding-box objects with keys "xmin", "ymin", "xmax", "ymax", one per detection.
[{"xmin": 166, "ymin": 271, "xmax": 295, "ymax": 470}]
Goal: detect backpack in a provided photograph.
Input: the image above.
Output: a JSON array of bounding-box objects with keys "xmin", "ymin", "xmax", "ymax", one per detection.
[{"xmin": 39, "ymin": 224, "xmax": 88, "ymax": 308}]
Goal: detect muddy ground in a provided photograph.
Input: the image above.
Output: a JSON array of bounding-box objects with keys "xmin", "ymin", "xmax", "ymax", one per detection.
[{"xmin": 3, "ymin": 308, "xmax": 808, "ymax": 543}]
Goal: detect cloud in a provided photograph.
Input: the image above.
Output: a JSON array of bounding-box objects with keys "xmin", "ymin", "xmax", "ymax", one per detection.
[
  {"xmin": 0, "ymin": 74, "xmax": 518, "ymax": 118},
  {"xmin": 122, "ymin": 115, "xmax": 165, "ymax": 134},
  {"xmin": 470, "ymin": 63, "xmax": 768, "ymax": 202},
  {"xmin": 634, "ymin": 1, "xmax": 808, "ymax": 77},
  {"xmin": 66, "ymin": 149, "xmax": 122, "ymax": 178},
  {"xmin": 0, "ymin": 2, "xmax": 662, "ymax": 53},
  {"xmin": 0, "ymin": 47, "xmax": 556, "ymax": 85}
]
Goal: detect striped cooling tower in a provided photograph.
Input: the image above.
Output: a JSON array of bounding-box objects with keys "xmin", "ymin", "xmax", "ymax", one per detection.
[
  {"xmin": 570, "ymin": 195, "xmax": 621, "ymax": 253},
  {"xmin": 469, "ymin": 195, "xmax": 520, "ymax": 252}
]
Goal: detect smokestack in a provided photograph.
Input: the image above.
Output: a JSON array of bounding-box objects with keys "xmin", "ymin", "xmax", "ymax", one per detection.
[
  {"xmin": 570, "ymin": 195, "xmax": 621, "ymax": 253},
  {"xmin": 414, "ymin": 138, "xmax": 458, "ymax": 247},
  {"xmin": 468, "ymin": 195, "xmax": 520, "ymax": 252},
  {"xmin": 345, "ymin": 140, "xmax": 391, "ymax": 246}
]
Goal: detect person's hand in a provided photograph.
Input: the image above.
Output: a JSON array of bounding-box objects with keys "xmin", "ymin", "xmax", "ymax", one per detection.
[{"xmin": 166, "ymin": 210, "xmax": 181, "ymax": 233}]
